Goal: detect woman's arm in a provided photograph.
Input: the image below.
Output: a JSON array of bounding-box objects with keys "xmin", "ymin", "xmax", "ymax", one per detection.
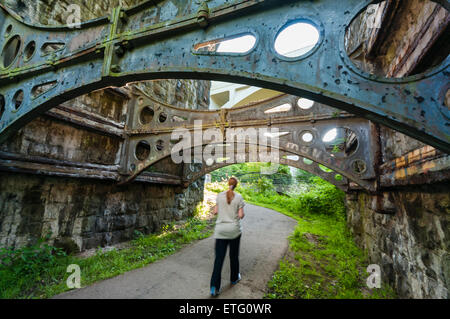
[
  {"xmin": 238, "ymin": 208, "xmax": 245, "ymax": 219},
  {"xmin": 213, "ymin": 205, "xmax": 218, "ymax": 215}
]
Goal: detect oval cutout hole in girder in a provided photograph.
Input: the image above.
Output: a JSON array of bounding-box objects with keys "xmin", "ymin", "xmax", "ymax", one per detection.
[
  {"xmin": 298, "ymin": 98, "xmax": 315, "ymax": 110},
  {"xmin": 2, "ymin": 35, "xmax": 21, "ymax": 68},
  {"xmin": 158, "ymin": 112, "xmax": 168, "ymax": 123},
  {"xmin": 172, "ymin": 115, "xmax": 188, "ymax": 122},
  {"xmin": 194, "ymin": 33, "xmax": 256, "ymax": 54},
  {"xmin": 41, "ymin": 42, "xmax": 65, "ymax": 56},
  {"xmin": 13, "ymin": 90, "xmax": 24, "ymax": 110},
  {"xmin": 303, "ymin": 158, "xmax": 313, "ymax": 165},
  {"xmin": 31, "ymin": 81, "xmax": 57, "ymax": 99},
  {"xmin": 135, "ymin": 141, "xmax": 151, "ymax": 161},
  {"xmin": 140, "ymin": 106, "xmax": 154, "ymax": 125},
  {"xmin": 264, "ymin": 131, "xmax": 291, "ymax": 138},
  {"xmin": 275, "ymin": 21, "xmax": 320, "ymax": 58},
  {"xmin": 5, "ymin": 25, "xmax": 13, "ymax": 38},
  {"xmin": 264, "ymin": 103, "xmax": 292, "ymax": 114},
  {"xmin": 24, "ymin": 41, "xmax": 36, "ymax": 61},
  {"xmin": 283, "ymin": 155, "xmax": 300, "ymax": 161}
]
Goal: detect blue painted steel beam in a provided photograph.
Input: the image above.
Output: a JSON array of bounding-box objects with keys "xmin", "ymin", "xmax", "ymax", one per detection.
[{"xmin": 0, "ymin": 0, "xmax": 449, "ymax": 153}]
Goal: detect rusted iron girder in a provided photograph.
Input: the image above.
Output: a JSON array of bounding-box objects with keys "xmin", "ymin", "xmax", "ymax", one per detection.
[
  {"xmin": 379, "ymin": 145, "xmax": 450, "ymax": 187},
  {"xmin": 182, "ymin": 149, "xmax": 351, "ymax": 192},
  {"xmin": 121, "ymin": 89, "xmax": 379, "ymax": 191},
  {"xmin": 0, "ymin": 0, "xmax": 449, "ymax": 153},
  {"xmin": 0, "ymin": 150, "xmax": 183, "ymax": 185}
]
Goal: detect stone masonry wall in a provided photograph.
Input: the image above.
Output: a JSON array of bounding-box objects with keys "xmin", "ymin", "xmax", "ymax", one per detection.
[
  {"xmin": 345, "ymin": 1, "xmax": 449, "ymax": 298},
  {"xmin": 346, "ymin": 186, "xmax": 450, "ymax": 298},
  {"xmin": 0, "ymin": 172, "xmax": 204, "ymax": 251}
]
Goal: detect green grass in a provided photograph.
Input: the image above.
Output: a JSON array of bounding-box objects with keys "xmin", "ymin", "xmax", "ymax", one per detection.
[
  {"xmin": 0, "ymin": 203, "xmax": 215, "ymax": 299},
  {"xmin": 207, "ymin": 178, "xmax": 396, "ymax": 299}
]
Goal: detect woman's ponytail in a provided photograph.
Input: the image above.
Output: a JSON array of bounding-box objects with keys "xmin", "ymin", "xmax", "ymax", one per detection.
[{"xmin": 226, "ymin": 177, "xmax": 238, "ymax": 204}]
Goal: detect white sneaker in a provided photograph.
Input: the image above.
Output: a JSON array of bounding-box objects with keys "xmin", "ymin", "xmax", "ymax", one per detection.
[{"xmin": 231, "ymin": 273, "xmax": 241, "ymax": 285}]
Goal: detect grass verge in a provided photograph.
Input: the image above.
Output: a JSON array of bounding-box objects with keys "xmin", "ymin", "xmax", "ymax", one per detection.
[{"xmin": 0, "ymin": 203, "xmax": 215, "ymax": 299}]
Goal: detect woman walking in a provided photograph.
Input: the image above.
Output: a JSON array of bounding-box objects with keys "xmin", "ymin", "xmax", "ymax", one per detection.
[{"xmin": 210, "ymin": 177, "xmax": 245, "ymax": 297}]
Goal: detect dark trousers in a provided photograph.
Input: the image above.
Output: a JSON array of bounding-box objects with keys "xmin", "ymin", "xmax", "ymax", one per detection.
[{"xmin": 210, "ymin": 235, "xmax": 241, "ymax": 290}]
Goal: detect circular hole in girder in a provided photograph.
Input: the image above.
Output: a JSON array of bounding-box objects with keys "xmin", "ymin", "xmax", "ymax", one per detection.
[
  {"xmin": 351, "ymin": 159, "xmax": 367, "ymax": 175},
  {"xmin": 24, "ymin": 41, "xmax": 36, "ymax": 61},
  {"xmin": 1, "ymin": 35, "xmax": 21, "ymax": 69},
  {"xmin": 300, "ymin": 131, "xmax": 314, "ymax": 144},
  {"xmin": 5, "ymin": 25, "xmax": 13, "ymax": 38},
  {"xmin": 158, "ymin": 112, "xmax": 168, "ymax": 123},
  {"xmin": 303, "ymin": 158, "xmax": 313, "ymax": 165},
  {"xmin": 135, "ymin": 141, "xmax": 151, "ymax": 161},
  {"xmin": 140, "ymin": 106, "xmax": 154, "ymax": 125},
  {"xmin": 323, "ymin": 127, "xmax": 359, "ymax": 158},
  {"xmin": 156, "ymin": 139, "xmax": 165, "ymax": 152},
  {"xmin": 13, "ymin": 90, "xmax": 24, "ymax": 110},
  {"xmin": 335, "ymin": 174, "xmax": 343, "ymax": 181},
  {"xmin": 0, "ymin": 94, "xmax": 5, "ymax": 120},
  {"xmin": 345, "ymin": 0, "xmax": 449, "ymax": 79},
  {"xmin": 274, "ymin": 20, "xmax": 320, "ymax": 59},
  {"xmin": 297, "ymin": 98, "xmax": 314, "ymax": 110}
]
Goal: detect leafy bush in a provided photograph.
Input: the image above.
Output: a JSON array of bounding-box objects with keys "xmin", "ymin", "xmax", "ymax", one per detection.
[
  {"xmin": 296, "ymin": 177, "xmax": 346, "ymax": 217},
  {"xmin": 210, "ymin": 163, "xmax": 293, "ymax": 186},
  {"xmin": 0, "ymin": 236, "xmax": 66, "ymax": 278},
  {"xmin": 254, "ymin": 177, "xmax": 276, "ymax": 194}
]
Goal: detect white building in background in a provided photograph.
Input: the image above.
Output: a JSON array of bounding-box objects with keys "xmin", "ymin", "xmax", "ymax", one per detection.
[
  {"xmin": 209, "ymin": 82, "xmax": 299, "ymax": 177},
  {"xmin": 209, "ymin": 81, "xmax": 283, "ymax": 110}
]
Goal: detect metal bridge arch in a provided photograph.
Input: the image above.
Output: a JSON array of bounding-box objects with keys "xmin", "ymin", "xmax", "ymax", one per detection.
[
  {"xmin": 120, "ymin": 88, "xmax": 378, "ymax": 191},
  {"xmin": 181, "ymin": 149, "xmax": 352, "ymax": 192},
  {"xmin": 0, "ymin": 0, "xmax": 449, "ymax": 153}
]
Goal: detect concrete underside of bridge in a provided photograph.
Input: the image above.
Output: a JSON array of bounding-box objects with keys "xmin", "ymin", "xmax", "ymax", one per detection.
[{"xmin": 0, "ymin": 0, "xmax": 449, "ymax": 299}]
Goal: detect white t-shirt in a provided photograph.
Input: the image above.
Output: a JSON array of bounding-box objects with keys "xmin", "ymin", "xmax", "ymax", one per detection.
[{"xmin": 214, "ymin": 191, "xmax": 245, "ymax": 240}]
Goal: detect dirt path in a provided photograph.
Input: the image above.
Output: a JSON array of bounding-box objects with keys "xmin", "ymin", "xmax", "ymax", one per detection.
[{"xmin": 54, "ymin": 203, "xmax": 297, "ymax": 299}]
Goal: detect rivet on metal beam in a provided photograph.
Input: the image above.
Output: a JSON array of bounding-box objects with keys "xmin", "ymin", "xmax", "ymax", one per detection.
[
  {"xmin": 197, "ymin": 1, "xmax": 210, "ymax": 28},
  {"xmin": 119, "ymin": 11, "xmax": 128, "ymax": 23},
  {"xmin": 111, "ymin": 64, "xmax": 122, "ymax": 73}
]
